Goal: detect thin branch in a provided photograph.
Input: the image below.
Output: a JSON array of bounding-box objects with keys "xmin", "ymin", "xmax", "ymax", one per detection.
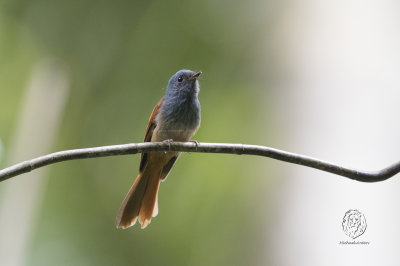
[{"xmin": 0, "ymin": 142, "xmax": 399, "ymax": 183}]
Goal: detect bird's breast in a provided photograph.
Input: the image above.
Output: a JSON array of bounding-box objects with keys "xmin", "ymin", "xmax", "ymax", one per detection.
[{"xmin": 153, "ymin": 97, "xmax": 200, "ymax": 142}]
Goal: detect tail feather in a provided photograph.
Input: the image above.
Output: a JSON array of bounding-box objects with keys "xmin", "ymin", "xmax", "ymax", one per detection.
[
  {"xmin": 138, "ymin": 173, "xmax": 161, "ymax": 228},
  {"xmin": 115, "ymin": 167, "xmax": 160, "ymax": 229},
  {"xmin": 153, "ymin": 194, "xmax": 159, "ymax": 218}
]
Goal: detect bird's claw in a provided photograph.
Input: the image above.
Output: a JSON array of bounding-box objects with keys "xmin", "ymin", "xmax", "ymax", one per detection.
[
  {"xmin": 191, "ymin": 140, "xmax": 200, "ymax": 151},
  {"xmin": 162, "ymin": 139, "xmax": 173, "ymax": 153}
]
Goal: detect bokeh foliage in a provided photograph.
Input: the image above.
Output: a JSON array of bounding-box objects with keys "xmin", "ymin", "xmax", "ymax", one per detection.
[{"xmin": 0, "ymin": 1, "xmax": 278, "ymax": 265}]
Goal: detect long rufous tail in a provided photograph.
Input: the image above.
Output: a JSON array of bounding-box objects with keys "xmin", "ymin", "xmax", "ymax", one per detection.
[{"xmin": 115, "ymin": 166, "xmax": 161, "ymax": 229}]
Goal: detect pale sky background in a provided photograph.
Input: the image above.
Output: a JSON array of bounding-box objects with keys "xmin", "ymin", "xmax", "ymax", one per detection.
[{"xmin": 264, "ymin": 0, "xmax": 400, "ymax": 265}]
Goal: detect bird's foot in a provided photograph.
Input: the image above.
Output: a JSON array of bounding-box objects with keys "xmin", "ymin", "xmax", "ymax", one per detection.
[
  {"xmin": 191, "ymin": 140, "xmax": 200, "ymax": 151},
  {"xmin": 162, "ymin": 139, "xmax": 174, "ymax": 153}
]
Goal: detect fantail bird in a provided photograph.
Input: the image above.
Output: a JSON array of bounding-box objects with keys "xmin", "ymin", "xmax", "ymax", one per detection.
[{"xmin": 115, "ymin": 69, "xmax": 202, "ymax": 229}]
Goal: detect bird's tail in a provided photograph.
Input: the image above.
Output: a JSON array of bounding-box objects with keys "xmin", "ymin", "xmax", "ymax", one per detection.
[{"xmin": 115, "ymin": 166, "xmax": 160, "ymax": 229}]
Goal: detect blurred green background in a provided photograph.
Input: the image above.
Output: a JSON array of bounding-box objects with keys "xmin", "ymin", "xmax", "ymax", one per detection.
[{"xmin": 0, "ymin": 1, "xmax": 280, "ymax": 265}]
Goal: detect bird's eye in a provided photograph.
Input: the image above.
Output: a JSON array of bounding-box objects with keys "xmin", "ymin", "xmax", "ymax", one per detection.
[{"xmin": 178, "ymin": 76, "xmax": 183, "ymax": 82}]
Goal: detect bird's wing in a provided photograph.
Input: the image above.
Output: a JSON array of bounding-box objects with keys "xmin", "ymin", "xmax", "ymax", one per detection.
[{"xmin": 139, "ymin": 97, "xmax": 164, "ymax": 172}]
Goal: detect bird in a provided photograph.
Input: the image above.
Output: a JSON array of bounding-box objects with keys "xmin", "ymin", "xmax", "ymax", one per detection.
[{"xmin": 116, "ymin": 69, "xmax": 202, "ymax": 229}]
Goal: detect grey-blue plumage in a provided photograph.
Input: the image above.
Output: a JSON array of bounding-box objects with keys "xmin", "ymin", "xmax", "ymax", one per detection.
[{"xmin": 156, "ymin": 69, "xmax": 201, "ymax": 140}]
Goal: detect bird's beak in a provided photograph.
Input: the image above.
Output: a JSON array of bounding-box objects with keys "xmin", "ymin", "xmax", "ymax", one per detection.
[{"xmin": 190, "ymin": 71, "xmax": 202, "ymax": 80}]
